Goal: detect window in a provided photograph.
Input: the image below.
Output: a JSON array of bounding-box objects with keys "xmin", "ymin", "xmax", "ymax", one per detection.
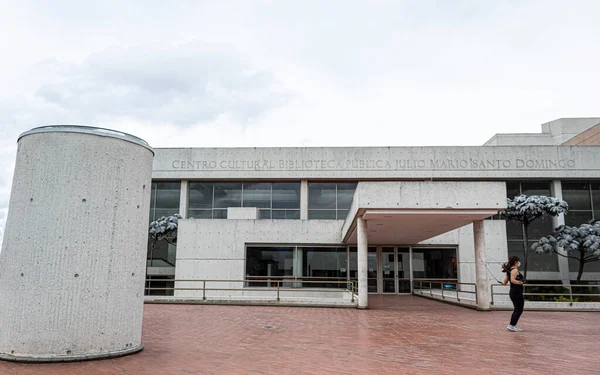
[
  {"xmin": 561, "ymin": 181, "xmax": 600, "ymax": 227},
  {"xmin": 411, "ymin": 248, "xmax": 457, "ymax": 279},
  {"xmin": 562, "ymin": 181, "xmax": 600, "ymax": 273},
  {"xmin": 188, "ymin": 182, "xmax": 300, "ymax": 219},
  {"xmin": 308, "ymin": 182, "xmax": 357, "ymax": 219},
  {"xmin": 149, "ymin": 182, "xmax": 181, "ymax": 221},
  {"xmin": 504, "ymin": 181, "xmax": 558, "ymax": 272},
  {"xmin": 246, "ymin": 247, "xmax": 294, "ymax": 286},
  {"xmin": 148, "ymin": 182, "xmax": 181, "ymax": 268}
]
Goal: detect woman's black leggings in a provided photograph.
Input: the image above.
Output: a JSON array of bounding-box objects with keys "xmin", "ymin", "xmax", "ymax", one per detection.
[{"xmin": 509, "ymin": 289, "xmax": 525, "ymax": 326}]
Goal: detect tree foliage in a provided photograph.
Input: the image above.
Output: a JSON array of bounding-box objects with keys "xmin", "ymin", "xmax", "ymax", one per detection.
[
  {"xmin": 532, "ymin": 220, "xmax": 600, "ymax": 283},
  {"xmin": 501, "ymin": 194, "xmax": 569, "ymax": 281},
  {"xmin": 148, "ymin": 214, "xmax": 182, "ymax": 250}
]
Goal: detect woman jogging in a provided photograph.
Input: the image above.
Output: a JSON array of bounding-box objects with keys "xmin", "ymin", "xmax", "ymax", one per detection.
[{"xmin": 502, "ymin": 256, "xmax": 525, "ymax": 332}]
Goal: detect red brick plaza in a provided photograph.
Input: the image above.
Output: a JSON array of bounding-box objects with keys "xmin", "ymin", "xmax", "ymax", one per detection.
[{"xmin": 1, "ymin": 296, "xmax": 598, "ymax": 375}]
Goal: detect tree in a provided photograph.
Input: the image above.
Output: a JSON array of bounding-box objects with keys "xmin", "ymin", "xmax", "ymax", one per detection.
[
  {"xmin": 532, "ymin": 220, "xmax": 600, "ymax": 283},
  {"xmin": 148, "ymin": 214, "xmax": 183, "ymax": 257},
  {"xmin": 501, "ymin": 195, "xmax": 568, "ymax": 281}
]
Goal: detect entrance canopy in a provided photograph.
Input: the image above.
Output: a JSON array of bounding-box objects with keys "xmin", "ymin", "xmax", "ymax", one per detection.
[{"xmin": 342, "ymin": 181, "xmax": 507, "ymax": 244}]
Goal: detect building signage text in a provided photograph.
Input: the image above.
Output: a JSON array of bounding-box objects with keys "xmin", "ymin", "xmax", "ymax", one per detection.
[{"xmin": 170, "ymin": 158, "xmax": 577, "ymax": 171}]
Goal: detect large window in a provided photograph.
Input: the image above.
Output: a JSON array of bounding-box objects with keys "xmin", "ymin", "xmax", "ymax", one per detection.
[
  {"xmin": 149, "ymin": 181, "xmax": 181, "ymax": 222},
  {"xmin": 505, "ymin": 181, "xmax": 558, "ymax": 272},
  {"xmin": 246, "ymin": 247, "xmax": 294, "ymax": 286},
  {"xmin": 308, "ymin": 182, "xmax": 357, "ymax": 219},
  {"xmin": 562, "ymin": 181, "xmax": 600, "ymax": 273},
  {"xmin": 411, "ymin": 248, "xmax": 457, "ymax": 279},
  {"xmin": 148, "ymin": 182, "xmax": 181, "ymax": 269},
  {"xmin": 561, "ymin": 181, "xmax": 600, "ymax": 226},
  {"xmin": 188, "ymin": 182, "xmax": 300, "ymax": 219}
]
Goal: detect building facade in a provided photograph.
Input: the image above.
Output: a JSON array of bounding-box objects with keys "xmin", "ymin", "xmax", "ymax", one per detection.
[{"xmin": 146, "ymin": 118, "xmax": 600, "ymax": 308}]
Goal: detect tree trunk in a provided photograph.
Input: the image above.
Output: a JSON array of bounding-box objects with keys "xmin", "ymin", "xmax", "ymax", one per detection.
[
  {"xmin": 522, "ymin": 222, "xmax": 529, "ymax": 282},
  {"xmin": 576, "ymin": 251, "xmax": 586, "ymax": 284}
]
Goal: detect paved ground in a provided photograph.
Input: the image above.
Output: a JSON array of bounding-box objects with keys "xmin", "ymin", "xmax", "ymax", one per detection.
[{"xmin": 1, "ymin": 296, "xmax": 599, "ymax": 375}]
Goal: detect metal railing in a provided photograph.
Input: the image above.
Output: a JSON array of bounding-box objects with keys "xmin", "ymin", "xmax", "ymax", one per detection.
[
  {"xmin": 144, "ymin": 278, "xmax": 357, "ymax": 303},
  {"xmin": 412, "ymin": 279, "xmax": 478, "ymax": 305},
  {"xmin": 491, "ymin": 283, "xmax": 600, "ymax": 306}
]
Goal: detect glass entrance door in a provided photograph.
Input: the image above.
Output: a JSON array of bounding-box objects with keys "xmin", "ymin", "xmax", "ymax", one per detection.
[
  {"xmin": 381, "ymin": 247, "xmax": 395, "ymax": 293},
  {"xmin": 397, "ymin": 247, "xmax": 411, "ymax": 294},
  {"xmin": 368, "ymin": 247, "xmax": 378, "ymax": 293}
]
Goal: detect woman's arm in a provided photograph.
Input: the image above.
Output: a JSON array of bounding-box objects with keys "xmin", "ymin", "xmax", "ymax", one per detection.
[
  {"xmin": 502, "ymin": 273, "xmax": 509, "ymax": 286},
  {"xmin": 510, "ymin": 269, "xmax": 523, "ymax": 285}
]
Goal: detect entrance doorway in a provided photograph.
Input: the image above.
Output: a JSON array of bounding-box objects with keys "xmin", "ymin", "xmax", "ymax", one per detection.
[{"xmin": 370, "ymin": 246, "xmax": 457, "ymax": 295}]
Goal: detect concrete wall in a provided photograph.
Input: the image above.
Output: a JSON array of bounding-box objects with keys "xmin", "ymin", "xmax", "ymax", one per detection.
[
  {"xmin": 0, "ymin": 128, "xmax": 153, "ymax": 361},
  {"xmin": 174, "ymin": 218, "xmax": 507, "ymax": 297},
  {"xmin": 175, "ymin": 219, "xmax": 344, "ymax": 297},
  {"xmin": 342, "ymin": 180, "xmax": 506, "ymax": 239}
]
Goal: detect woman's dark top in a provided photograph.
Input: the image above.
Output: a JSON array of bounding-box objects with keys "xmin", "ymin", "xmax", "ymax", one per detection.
[{"xmin": 509, "ymin": 268, "xmax": 524, "ymax": 292}]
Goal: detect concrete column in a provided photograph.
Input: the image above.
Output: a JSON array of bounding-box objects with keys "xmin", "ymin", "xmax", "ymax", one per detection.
[
  {"xmin": 357, "ymin": 216, "xmax": 368, "ymax": 309},
  {"xmin": 179, "ymin": 179, "xmax": 189, "ymax": 219},
  {"xmin": 551, "ymin": 180, "xmax": 570, "ymax": 284},
  {"xmin": 473, "ymin": 220, "xmax": 491, "ymax": 310},
  {"xmin": 0, "ymin": 126, "xmax": 153, "ymax": 362},
  {"xmin": 300, "ymin": 180, "xmax": 308, "ymax": 220}
]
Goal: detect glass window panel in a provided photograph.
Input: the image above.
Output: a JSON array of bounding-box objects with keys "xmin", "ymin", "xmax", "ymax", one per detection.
[
  {"xmin": 213, "ymin": 182, "xmax": 242, "ymax": 208},
  {"xmin": 520, "ymin": 181, "xmax": 550, "ymax": 197},
  {"xmin": 528, "ymin": 214, "xmax": 554, "ymax": 239},
  {"xmin": 506, "ymin": 220, "xmax": 523, "ymax": 240},
  {"xmin": 272, "ymin": 210, "xmax": 300, "ymax": 219},
  {"xmin": 506, "ymin": 182, "xmax": 521, "ymax": 199},
  {"xmin": 301, "ymin": 247, "xmax": 347, "ymax": 288},
  {"xmin": 308, "ymin": 210, "xmax": 337, "ymax": 219},
  {"xmin": 258, "ymin": 209, "xmax": 271, "ymax": 219},
  {"xmin": 591, "ymin": 182, "xmax": 600, "ymax": 215},
  {"xmin": 368, "ymin": 247, "xmax": 377, "ymax": 293},
  {"xmin": 272, "ymin": 182, "xmax": 300, "ymax": 209},
  {"xmin": 187, "ymin": 209, "xmax": 213, "ymax": 219},
  {"xmin": 213, "ymin": 209, "xmax": 227, "ymax": 219},
  {"xmin": 397, "ymin": 248, "xmax": 410, "ymax": 279},
  {"xmin": 337, "ymin": 182, "xmax": 357, "ymax": 210},
  {"xmin": 308, "ymin": 183, "xmax": 336, "ymax": 209},
  {"xmin": 562, "ymin": 182, "xmax": 591, "ymax": 210},
  {"xmin": 152, "ymin": 209, "xmax": 175, "ymax": 222},
  {"xmin": 337, "ymin": 210, "xmax": 349, "ymax": 220},
  {"xmin": 188, "ymin": 182, "xmax": 213, "ymax": 209},
  {"xmin": 246, "ymin": 247, "xmax": 294, "ymax": 286},
  {"xmin": 507, "ymin": 240, "xmax": 558, "ymax": 272},
  {"xmin": 349, "ymin": 247, "xmax": 357, "ymax": 278},
  {"xmin": 569, "ymin": 255, "xmax": 600, "ymax": 273},
  {"xmin": 243, "ymin": 182, "xmax": 271, "ymax": 208},
  {"xmin": 154, "ymin": 182, "xmax": 181, "ymax": 209},
  {"xmin": 565, "ymin": 211, "xmax": 593, "ymax": 227},
  {"xmin": 412, "ymin": 248, "xmax": 457, "ymax": 279}
]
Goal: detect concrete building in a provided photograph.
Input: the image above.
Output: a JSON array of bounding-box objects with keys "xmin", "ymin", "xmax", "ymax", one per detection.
[{"xmin": 145, "ymin": 118, "xmax": 600, "ymax": 309}]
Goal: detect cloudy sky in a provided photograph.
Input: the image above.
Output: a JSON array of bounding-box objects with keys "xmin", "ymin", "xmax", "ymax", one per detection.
[{"xmin": 1, "ymin": 0, "xmax": 599, "ymax": 244}]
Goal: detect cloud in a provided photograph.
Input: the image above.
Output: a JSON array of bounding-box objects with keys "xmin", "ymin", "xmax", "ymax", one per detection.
[{"xmin": 31, "ymin": 42, "xmax": 292, "ymax": 127}]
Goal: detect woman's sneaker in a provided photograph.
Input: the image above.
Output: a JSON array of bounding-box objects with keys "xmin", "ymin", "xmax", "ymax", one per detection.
[
  {"xmin": 514, "ymin": 326, "xmax": 523, "ymax": 331},
  {"xmin": 507, "ymin": 325, "xmax": 519, "ymax": 332}
]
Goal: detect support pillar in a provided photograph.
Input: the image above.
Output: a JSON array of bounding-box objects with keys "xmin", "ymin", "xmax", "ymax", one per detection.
[
  {"xmin": 357, "ymin": 216, "xmax": 368, "ymax": 309},
  {"xmin": 179, "ymin": 180, "xmax": 189, "ymax": 219},
  {"xmin": 300, "ymin": 180, "xmax": 308, "ymax": 220},
  {"xmin": 473, "ymin": 220, "xmax": 491, "ymax": 310},
  {"xmin": 551, "ymin": 180, "xmax": 570, "ymax": 284}
]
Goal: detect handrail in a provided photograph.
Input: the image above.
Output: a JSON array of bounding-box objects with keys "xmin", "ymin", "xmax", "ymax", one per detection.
[
  {"xmin": 412, "ymin": 280, "xmax": 477, "ymax": 305},
  {"xmin": 490, "ymin": 283, "xmax": 600, "ymax": 307},
  {"xmin": 144, "ymin": 278, "xmax": 357, "ymax": 303}
]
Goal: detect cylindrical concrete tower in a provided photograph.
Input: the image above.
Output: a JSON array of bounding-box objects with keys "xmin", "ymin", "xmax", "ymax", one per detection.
[{"xmin": 0, "ymin": 126, "xmax": 154, "ymax": 362}]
